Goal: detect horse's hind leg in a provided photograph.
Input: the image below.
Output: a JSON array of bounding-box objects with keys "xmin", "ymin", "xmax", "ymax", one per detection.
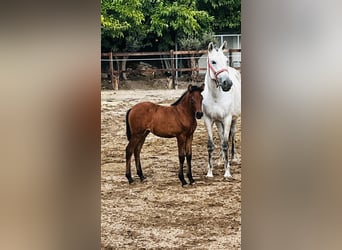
[
  {"xmin": 134, "ymin": 131, "xmax": 149, "ymax": 181},
  {"xmin": 230, "ymin": 118, "xmax": 238, "ymax": 163},
  {"xmin": 125, "ymin": 136, "xmax": 140, "ymax": 184}
]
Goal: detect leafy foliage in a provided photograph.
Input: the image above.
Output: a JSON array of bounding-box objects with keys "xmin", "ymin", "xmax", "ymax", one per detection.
[
  {"xmin": 101, "ymin": 0, "xmax": 240, "ymax": 51},
  {"xmin": 147, "ymin": 1, "xmax": 212, "ymax": 50},
  {"xmin": 101, "ymin": 0, "xmax": 144, "ymax": 39},
  {"xmin": 197, "ymin": 0, "xmax": 241, "ymax": 32},
  {"xmin": 149, "ymin": 1, "xmax": 211, "ymax": 36},
  {"xmin": 178, "ymin": 32, "xmax": 218, "ymax": 50}
]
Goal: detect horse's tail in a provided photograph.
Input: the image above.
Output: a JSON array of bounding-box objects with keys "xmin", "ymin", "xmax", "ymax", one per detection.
[{"xmin": 126, "ymin": 108, "xmax": 132, "ymax": 141}]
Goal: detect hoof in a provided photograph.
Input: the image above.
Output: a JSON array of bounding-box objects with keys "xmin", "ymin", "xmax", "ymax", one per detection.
[
  {"xmin": 224, "ymin": 169, "xmax": 232, "ymax": 178},
  {"xmin": 224, "ymin": 175, "xmax": 233, "ymax": 181},
  {"xmin": 189, "ymin": 179, "xmax": 195, "ymax": 185},
  {"xmin": 206, "ymin": 173, "xmax": 214, "ymax": 178},
  {"xmin": 139, "ymin": 176, "xmax": 146, "ymax": 182},
  {"xmin": 181, "ymin": 181, "xmax": 188, "ymax": 187},
  {"xmin": 126, "ymin": 174, "xmax": 134, "ymax": 184}
]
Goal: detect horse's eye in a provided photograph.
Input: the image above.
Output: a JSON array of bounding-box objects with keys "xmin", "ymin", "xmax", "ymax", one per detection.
[
  {"xmin": 190, "ymin": 98, "xmax": 195, "ymax": 104},
  {"xmin": 211, "ymin": 60, "xmax": 216, "ymax": 65}
]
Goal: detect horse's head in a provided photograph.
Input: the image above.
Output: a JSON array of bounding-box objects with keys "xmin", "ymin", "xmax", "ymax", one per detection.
[
  {"xmin": 188, "ymin": 84, "xmax": 204, "ymax": 119},
  {"xmin": 207, "ymin": 41, "xmax": 233, "ymax": 92}
]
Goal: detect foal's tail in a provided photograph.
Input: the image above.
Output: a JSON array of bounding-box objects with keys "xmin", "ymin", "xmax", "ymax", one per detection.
[{"xmin": 126, "ymin": 108, "xmax": 132, "ymax": 141}]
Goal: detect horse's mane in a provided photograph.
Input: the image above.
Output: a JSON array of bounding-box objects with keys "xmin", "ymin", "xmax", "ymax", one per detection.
[{"xmin": 171, "ymin": 85, "xmax": 202, "ymax": 106}]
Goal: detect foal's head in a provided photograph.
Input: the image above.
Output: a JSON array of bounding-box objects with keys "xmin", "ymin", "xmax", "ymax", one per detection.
[
  {"xmin": 187, "ymin": 84, "xmax": 204, "ymax": 119},
  {"xmin": 207, "ymin": 41, "xmax": 233, "ymax": 92}
]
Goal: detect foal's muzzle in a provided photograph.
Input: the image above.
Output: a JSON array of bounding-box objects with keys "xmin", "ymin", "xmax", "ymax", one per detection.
[{"xmin": 196, "ymin": 111, "xmax": 203, "ymax": 119}]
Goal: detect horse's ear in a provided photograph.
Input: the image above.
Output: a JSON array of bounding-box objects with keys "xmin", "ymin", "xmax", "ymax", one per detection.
[
  {"xmin": 188, "ymin": 84, "xmax": 193, "ymax": 92},
  {"xmin": 220, "ymin": 40, "xmax": 227, "ymax": 50},
  {"xmin": 200, "ymin": 83, "xmax": 205, "ymax": 92},
  {"xmin": 208, "ymin": 42, "xmax": 214, "ymax": 52}
]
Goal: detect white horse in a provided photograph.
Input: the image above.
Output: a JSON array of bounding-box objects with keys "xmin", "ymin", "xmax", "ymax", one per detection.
[{"xmin": 202, "ymin": 41, "xmax": 241, "ymax": 178}]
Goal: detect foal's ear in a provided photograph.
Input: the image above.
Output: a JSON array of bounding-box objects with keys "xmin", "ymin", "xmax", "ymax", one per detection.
[
  {"xmin": 200, "ymin": 83, "xmax": 205, "ymax": 92},
  {"xmin": 188, "ymin": 84, "xmax": 193, "ymax": 92},
  {"xmin": 220, "ymin": 40, "xmax": 227, "ymax": 51},
  {"xmin": 208, "ymin": 42, "xmax": 214, "ymax": 52}
]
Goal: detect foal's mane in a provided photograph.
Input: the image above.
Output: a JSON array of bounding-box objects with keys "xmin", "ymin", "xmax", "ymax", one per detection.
[{"xmin": 171, "ymin": 85, "xmax": 202, "ymax": 106}]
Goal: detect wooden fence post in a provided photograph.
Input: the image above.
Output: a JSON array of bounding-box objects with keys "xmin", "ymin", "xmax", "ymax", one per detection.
[
  {"xmin": 228, "ymin": 49, "xmax": 233, "ymax": 67},
  {"xmin": 109, "ymin": 52, "xmax": 118, "ymax": 91},
  {"xmin": 170, "ymin": 50, "xmax": 176, "ymax": 89}
]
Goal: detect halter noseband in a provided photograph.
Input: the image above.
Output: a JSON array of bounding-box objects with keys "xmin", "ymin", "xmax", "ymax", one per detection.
[{"xmin": 207, "ymin": 57, "xmax": 229, "ymax": 87}]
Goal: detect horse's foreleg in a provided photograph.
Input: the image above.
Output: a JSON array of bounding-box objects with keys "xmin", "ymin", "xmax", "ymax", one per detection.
[
  {"xmin": 177, "ymin": 136, "xmax": 187, "ymax": 186},
  {"xmin": 204, "ymin": 117, "xmax": 214, "ymax": 177},
  {"xmin": 223, "ymin": 116, "xmax": 233, "ymax": 178},
  {"xmin": 215, "ymin": 121, "xmax": 225, "ymax": 166},
  {"xmin": 134, "ymin": 131, "xmax": 149, "ymax": 181},
  {"xmin": 185, "ymin": 135, "xmax": 194, "ymax": 184}
]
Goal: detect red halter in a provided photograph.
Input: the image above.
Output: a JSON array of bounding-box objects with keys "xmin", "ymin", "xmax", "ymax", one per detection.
[{"xmin": 207, "ymin": 57, "xmax": 229, "ymax": 85}]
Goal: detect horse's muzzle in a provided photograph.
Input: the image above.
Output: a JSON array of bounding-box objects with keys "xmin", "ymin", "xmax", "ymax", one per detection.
[
  {"xmin": 196, "ymin": 111, "xmax": 203, "ymax": 119},
  {"xmin": 220, "ymin": 79, "xmax": 233, "ymax": 92}
]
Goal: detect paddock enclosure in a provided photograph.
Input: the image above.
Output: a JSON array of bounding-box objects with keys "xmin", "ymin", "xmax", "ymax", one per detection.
[{"xmin": 101, "ymin": 87, "xmax": 241, "ymax": 249}]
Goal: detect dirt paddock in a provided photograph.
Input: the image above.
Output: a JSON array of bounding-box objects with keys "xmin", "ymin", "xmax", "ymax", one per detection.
[{"xmin": 101, "ymin": 87, "xmax": 241, "ymax": 249}]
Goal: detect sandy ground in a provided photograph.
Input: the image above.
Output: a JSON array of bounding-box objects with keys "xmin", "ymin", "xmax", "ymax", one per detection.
[{"xmin": 101, "ymin": 88, "xmax": 241, "ymax": 249}]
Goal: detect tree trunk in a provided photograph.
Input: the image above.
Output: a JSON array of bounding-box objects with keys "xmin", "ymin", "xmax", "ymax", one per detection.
[{"xmin": 190, "ymin": 54, "xmax": 196, "ymax": 82}]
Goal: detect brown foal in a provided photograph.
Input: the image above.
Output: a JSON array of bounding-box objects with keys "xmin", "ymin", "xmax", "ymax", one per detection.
[{"xmin": 125, "ymin": 84, "xmax": 204, "ymax": 186}]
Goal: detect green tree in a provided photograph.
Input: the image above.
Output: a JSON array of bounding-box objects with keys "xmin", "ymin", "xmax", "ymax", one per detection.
[
  {"xmin": 178, "ymin": 32, "xmax": 217, "ymax": 50},
  {"xmin": 197, "ymin": 0, "xmax": 241, "ymax": 32},
  {"xmin": 101, "ymin": 0, "xmax": 241, "ymax": 52},
  {"xmin": 148, "ymin": 0, "xmax": 213, "ymax": 50},
  {"xmin": 101, "ymin": 0, "xmax": 146, "ymax": 51},
  {"xmin": 101, "ymin": 0, "xmax": 214, "ymax": 52},
  {"xmin": 101, "ymin": 0, "xmax": 144, "ymax": 39}
]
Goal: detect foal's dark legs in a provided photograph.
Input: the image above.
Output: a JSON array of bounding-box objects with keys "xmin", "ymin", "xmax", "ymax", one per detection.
[
  {"xmin": 185, "ymin": 135, "xmax": 194, "ymax": 184},
  {"xmin": 125, "ymin": 138, "xmax": 138, "ymax": 184},
  {"xmin": 177, "ymin": 135, "xmax": 187, "ymax": 186},
  {"xmin": 126, "ymin": 138, "xmax": 136, "ymax": 184},
  {"xmin": 186, "ymin": 154, "xmax": 194, "ymax": 184},
  {"xmin": 178, "ymin": 155, "xmax": 187, "ymax": 186},
  {"xmin": 134, "ymin": 131, "xmax": 149, "ymax": 181}
]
